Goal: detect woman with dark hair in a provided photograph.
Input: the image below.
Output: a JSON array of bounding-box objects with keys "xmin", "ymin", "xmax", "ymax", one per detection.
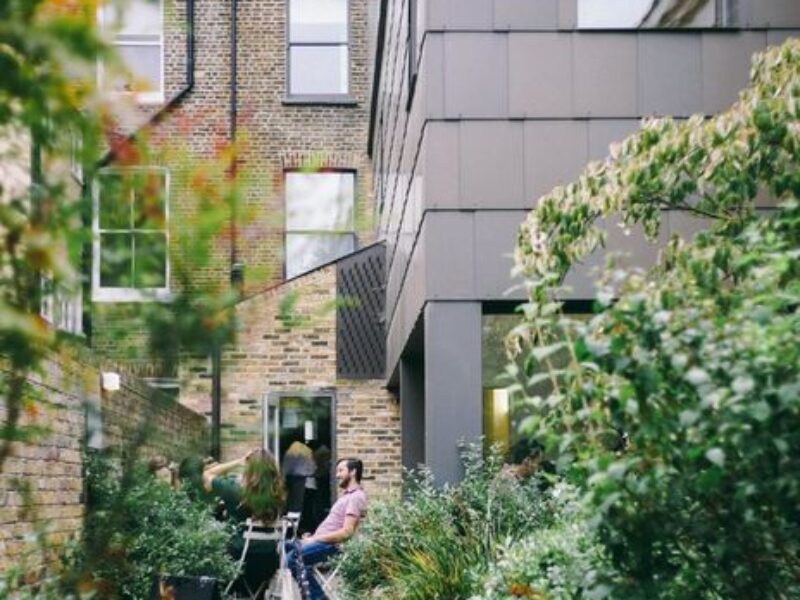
[{"xmin": 202, "ymin": 449, "xmax": 286, "ymax": 594}]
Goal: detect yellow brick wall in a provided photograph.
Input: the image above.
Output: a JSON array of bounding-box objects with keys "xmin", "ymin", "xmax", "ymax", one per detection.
[{"xmin": 180, "ymin": 264, "xmax": 402, "ymax": 501}]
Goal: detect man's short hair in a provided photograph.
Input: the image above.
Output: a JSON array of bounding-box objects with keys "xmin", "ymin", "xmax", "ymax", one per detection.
[{"xmin": 337, "ymin": 457, "xmax": 363, "ymax": 483}]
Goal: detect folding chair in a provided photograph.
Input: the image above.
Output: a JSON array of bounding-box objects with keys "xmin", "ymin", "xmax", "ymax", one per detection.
[
  {"xmin": 225, "ymin": 518, "xmax": 282, "ymax": 599},
  {"xmin": 312, "ymin": 562, "xmax": 341, "ymax": 599},
  {"xmin": 267, "ymin": 512, "xmax": 303, "ymax": 600}
]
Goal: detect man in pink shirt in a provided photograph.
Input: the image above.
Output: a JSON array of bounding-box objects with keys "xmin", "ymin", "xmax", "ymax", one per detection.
[{"xmin": 287, "ymin": 457, "xmax": 367, "ymax": 599}]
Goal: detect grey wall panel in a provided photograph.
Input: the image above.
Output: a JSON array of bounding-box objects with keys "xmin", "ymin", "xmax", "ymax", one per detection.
[
  {"xmin": 427, "ymin": 0, "xmax": 493, "ymax": 30},
  {"xmin": 386, "ymin": 227, "xmax": 427, "ymax": 376},
  {"xmin": 639, "ymin": 34, "xmax": 702, "ymax": 116},
  {"xmin": 460, "ymin": 121, "xmax": 525, "ymax": 208},
  {"xmin": 524, "ymin": 121, "xmax": 589, "ymax": 203},
  {"xmin": 509, "ymin": 33, "xmax": 573, "ymax": 117},
  {"xmin": 422, "ymin": 34, "xmax": 445, "ymax": 119},
  {"xmin": 558, "ymin": 0, "xmax": 578, "ymax": 29},
  {"xmin": 444, "ymin": 33, "xmax": 508, "ymax": 118},
  {"xmin": 588, "ymin": 119, "xmax": 641, "ymax": 160},
  {"xmin": 562, "ymin": 215, "xmax": 668, "ymax": 299},
  {"xmin": 400, "ymin": 356, "xmax": 425, "ymax": 471},
  {"xmin": 667, "ymin": 210, "xmax": 714, "ymax": 243},
  {"xmin": 424, "ymin": 301, "xmax": 483, "ymax": 485},
  {"xmin": 574, "ymin": 34, "xmax": 638, "ymax": 116},
  {"xmin": 474, "ymin": 211, "xmax": 528, "ymax": 299},
  {"xmin": 425, "ymin": 212, "xmax": 476, "ymax": 299},
  {"xmin": 494, "ymin": 0, "xmax": 559, "ymax": 29},
  {"xmin": 766, "ymin": 30, "xmax": 800, "ymax": 47},
  {"xmin": 754, "ymin": 185, "xmax": 782, "ymax": 208},
  {"xmin": 749, "ymin": 0, "xmax": 800, "ymax": 27},
  {"xmin": 424, "ymin": 122, "xmax": 460, "ymax": 208},
  {"xmin": 702, "ymin": 32, "xmax": 766, "ymax": 114}
]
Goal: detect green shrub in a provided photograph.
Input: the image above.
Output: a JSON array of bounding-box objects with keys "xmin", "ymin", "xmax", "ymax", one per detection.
[
  {"xmin": 69, "ymin": 451, "xmax": 238, "ymax": 599},
  {"xmin": 510, "ymin": 39, "xmax": 800, "ymax": 599},
  {"xmin": 337, "ymin": 444, "xmax": 555, "ymax": 600},
  {"xmin": 476, "ymin": 484, "xmax": 617, "ymax": 600}
]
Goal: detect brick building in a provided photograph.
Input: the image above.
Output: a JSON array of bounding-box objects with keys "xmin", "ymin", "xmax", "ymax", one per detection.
[{"xmin": 83, "ymin": 0, "xmax": 402, "ymax": 502}]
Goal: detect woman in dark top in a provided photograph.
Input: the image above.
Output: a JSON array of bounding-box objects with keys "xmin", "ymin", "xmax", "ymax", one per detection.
[{"xmin": 202, "ymin": 449, "xmax": 286, "ymax": 593}]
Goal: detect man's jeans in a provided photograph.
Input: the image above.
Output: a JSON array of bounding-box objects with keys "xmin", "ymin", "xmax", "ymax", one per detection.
[{"xmin": 285, "ymin": 540, "xmax": 338, "ymax": 600}]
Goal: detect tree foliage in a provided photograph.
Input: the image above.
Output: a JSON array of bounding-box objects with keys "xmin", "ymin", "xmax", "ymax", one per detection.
[
  {"xmin": 511, "ymin": 39, "xmax": 800, "ymax": 598},
  {"xmin": 0, "ymin": 0, "xmax": 109, "ymax": 470}
]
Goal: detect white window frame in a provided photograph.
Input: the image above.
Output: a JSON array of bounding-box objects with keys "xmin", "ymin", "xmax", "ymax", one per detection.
[
  {"xmin": 284, "ymin": 169, "xmax": 357, "ymax": 279},
  {"xmin": 97, "ymin": 0, "xmax": 165, "ymax": 105},
  {"xmin": 92, "ymin": 166, "xmax": 171, "ymax": 303},
  {"xmin": 286, "ymin": 0, "xmax": 351, "ymax": 100},
  {"xmin": 41, "ymin": 275, "xmax": 84, "ymax": 336}
]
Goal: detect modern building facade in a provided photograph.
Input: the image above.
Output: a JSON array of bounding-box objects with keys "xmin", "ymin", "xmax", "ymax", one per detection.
[{"xmin": 369, "ymin": 0, "xmax": 800, "ymax": 483}]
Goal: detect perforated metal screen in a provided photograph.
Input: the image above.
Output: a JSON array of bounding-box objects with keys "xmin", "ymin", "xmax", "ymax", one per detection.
[{"xmin": 336, "ymin": 244, "xmax": 386, "ymax": 379}]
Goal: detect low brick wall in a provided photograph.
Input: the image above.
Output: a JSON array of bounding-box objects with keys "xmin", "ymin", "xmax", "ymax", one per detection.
[{"xmin": 0, "ymin": 346, "xmax": 208, "ymax": 574}]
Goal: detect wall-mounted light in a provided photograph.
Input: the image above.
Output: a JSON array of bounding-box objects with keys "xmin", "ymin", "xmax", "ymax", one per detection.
[{"xmin": 101, "ymin": 371, "xmax": 120, "ymax": 392}]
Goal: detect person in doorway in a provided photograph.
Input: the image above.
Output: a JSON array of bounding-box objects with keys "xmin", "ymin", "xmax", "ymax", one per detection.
[
  {"xmin": 286, "ymin": 457, "xmax": 367, "ymax": 600},
  {"xmin": 282, "ymin": 437, "xmax": 317, "ymax": 530}
]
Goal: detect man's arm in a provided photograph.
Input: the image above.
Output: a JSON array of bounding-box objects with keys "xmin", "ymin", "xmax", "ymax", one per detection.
[{"xmin": 305, "ymin": 514, "xmax": 360, "ymax": 545}]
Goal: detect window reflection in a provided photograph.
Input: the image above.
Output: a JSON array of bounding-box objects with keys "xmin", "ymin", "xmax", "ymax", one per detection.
[
  {"xmin": 288, "ymin": 0, "xmax": 350, "ymax": 96},
  {"xmin": 285, "ymin": 171, "xmax": 356, "ymax": 279},
  {"xmin": 578, "ymin": 0, "xmax": 731, "ymax": 29},
  {"xmin": 482, "ymin": 312, "xmax": 587, "ymax": 457}
]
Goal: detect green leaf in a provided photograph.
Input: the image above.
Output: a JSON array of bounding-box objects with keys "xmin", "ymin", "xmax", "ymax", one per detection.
[{"xmin": 705, "ymin": 447, "xmax": 726, "ymax": 467}]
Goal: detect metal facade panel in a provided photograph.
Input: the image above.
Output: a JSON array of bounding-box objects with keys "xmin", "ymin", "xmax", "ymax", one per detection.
[
  {"xmin": 424, "ymin": 122, "xmax": 461, "ymax": 208},
  {"xmin": 639, "ymin": 34, "xmax": 702, "ymax": 116},
  {"xmin": 400, "ymin": 357, "xmax": 425, "ymax": 471},
  {"xmin": 766, "ymin": 30, "xmax": 800, "ymax": 47},
  {"xmin": 444, "ymin": 33, "xmax": 508, "ymax": 118},
  {"xmin": 336, "ymin": 245, "xmax": 387, "ymax": 379},
  {"xmin": 426, "ymin": 0, "xmax": 493, "ymax": 29},
  {"xmin": 667, "ymin": 211, "xmax": 714, "ymax": 243},
  {"xmin": 460, "ymin": 121, "xmax": 525, "ymax": 208},
  {"xmin": 702, "ymin": 32, "xmax": 766, "ymax": 114},
  {"xmin": 425, "ymin": 211, "xmax": 476, "ymax": 299},
  {"xmin": 422, "ymin": 34, "xmax": 445, "ymax": 119},
  {"xmin": 474, "ymin": 211, "xmax": 528, "ymax": 298},
  {"xmin": 574, "ymin": 34, "xmax": 638, "ymax": 116},
  {"xmin": 524, "ymin": 121, "xmax": 589, "ymax": 203},
  {"xmin": 509, "ymin": 33, "xmax": 573, "ymax": 117},
  {"xmin": 588, "ymin": 119, "xmax": 641, "ymax": 160},
  {"xmin": 494, "ymin": 0, "xmax": 559, "ymax": 29},
  {"xmin": 749, "ymin": 0, "xmax": 800, "ymax": 27},
  {"xmin": 558, "ymin": 0, "xmax": 578, "ymax": 28},
  {"xmin": 424, "ymin": 301, "xmax": 482, "ymax": 484},
  {"xmin": 561, "ymin": 215, "xmax": 668, "ymax": 299}
]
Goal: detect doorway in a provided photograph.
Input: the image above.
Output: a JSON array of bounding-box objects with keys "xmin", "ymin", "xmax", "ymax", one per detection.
[{"xmin": 263, "ymin": 392, "xmax": 335, "ymax": 532}]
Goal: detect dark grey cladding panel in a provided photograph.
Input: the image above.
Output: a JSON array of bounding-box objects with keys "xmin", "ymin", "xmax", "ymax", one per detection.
[{"xmin": 337, "ymin": 244, "xmax": 387, "ymax": 380}]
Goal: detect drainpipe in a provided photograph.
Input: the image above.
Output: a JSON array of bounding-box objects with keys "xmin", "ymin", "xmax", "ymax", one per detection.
[
  {"xmin": 229, "ymin": 0, "xmax": 239, "ymax": 272},
  {"xmin": 210, "ymin": 0, "xmax": 241, "ymax": 460},
  {"xmin": 210, "ymin": 342, "xmax": 222, "ymax": 460}
]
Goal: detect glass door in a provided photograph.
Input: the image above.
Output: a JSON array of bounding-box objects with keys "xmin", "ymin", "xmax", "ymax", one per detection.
[{"xmin": 263, "ymin": 393, "xmax": 335, "ymax": 532}]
